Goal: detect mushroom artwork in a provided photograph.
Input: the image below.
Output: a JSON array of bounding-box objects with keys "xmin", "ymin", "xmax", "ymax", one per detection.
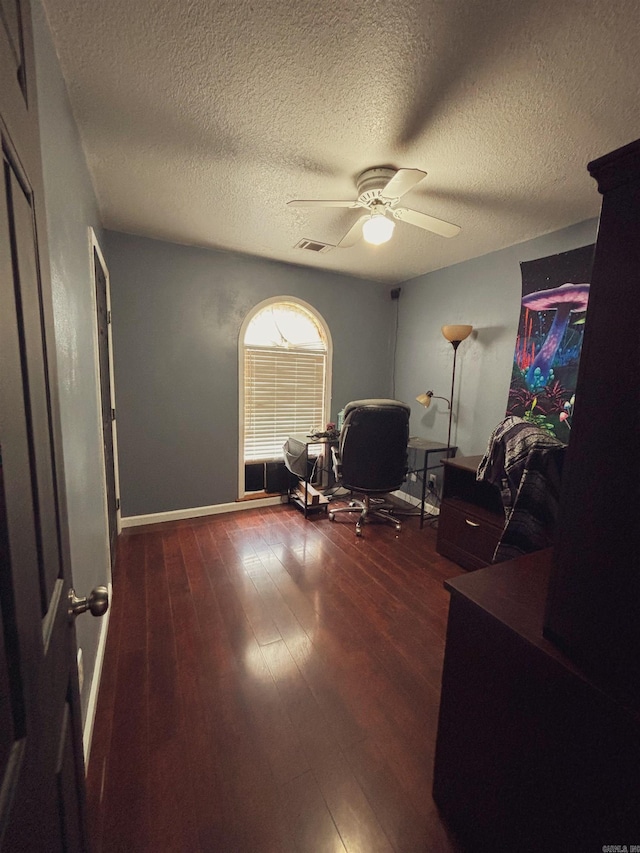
[{"xmin": 522, "ymin": 282, "xmax": 590, "ymax": 389}]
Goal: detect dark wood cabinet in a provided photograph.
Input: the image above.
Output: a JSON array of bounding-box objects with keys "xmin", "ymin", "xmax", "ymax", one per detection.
[
  {"xmin": 433, "ymin": 137, "xmax": 640, "ymax": 848},
  {"xmin": 545, "ymin": 138, "xmax": 640, "ymax": 709},
  {"xmin": 436, "ymin": 455, "xmax": 503, "ymax": 570}
]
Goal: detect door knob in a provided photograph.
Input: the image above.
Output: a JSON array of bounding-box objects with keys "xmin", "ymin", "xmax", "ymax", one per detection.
[{"xmin": 68, "ymin": 586, "xmax": 109, "ymax": 620}]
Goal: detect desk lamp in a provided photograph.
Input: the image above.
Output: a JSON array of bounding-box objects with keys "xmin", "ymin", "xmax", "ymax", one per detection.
[{"xmin": 417, "ymin": 324, "xmax": 473, "ymax": 448}]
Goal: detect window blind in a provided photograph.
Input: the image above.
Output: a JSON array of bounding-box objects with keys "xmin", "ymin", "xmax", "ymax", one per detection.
[{"xmin": 244, "ymin": 346, "xmax": 326, "ymax": 461}]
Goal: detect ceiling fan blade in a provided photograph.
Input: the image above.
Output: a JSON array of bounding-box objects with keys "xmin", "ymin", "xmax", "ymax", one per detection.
[
  {"xmin": 337, "ymin": 215, "xmax": 367, "ymax": 248},
  {"xmin": 287, "ymin": 199, "xmax": 360, "ymax": 208},
  {"xmin": 392, "ymin": 206, "xmax": 461, "ymax": 238},
  {"xmin": 379, "ymin": 169, "xmax": 427, "ymax": 201}
]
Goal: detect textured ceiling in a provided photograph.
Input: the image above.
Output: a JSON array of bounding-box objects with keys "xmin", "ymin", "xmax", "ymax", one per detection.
[{"xmin": 42, "ymin": 0, "xmax": 640, "ymax": 283}]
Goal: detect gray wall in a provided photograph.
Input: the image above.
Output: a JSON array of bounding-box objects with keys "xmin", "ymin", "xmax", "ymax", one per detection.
[
  {"xmin": 106, "ymin": 218, "xmax": 601, "ymax": 516},
  {"xmin": 394, "ymin": 219, "xmax": 599, "ymax": 477},
  {"xmin": 32, "ymin": 2, "xmax": 109, "ymax": 723},
  {"xmin": 104, "ymin": 231, "xmax": 394, "ymax": 517}
]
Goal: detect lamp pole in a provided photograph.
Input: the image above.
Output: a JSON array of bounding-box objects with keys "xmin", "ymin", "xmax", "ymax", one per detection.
[{"xmin": 447, "ymin": 340, "xmax": 462, "ymax": 449}]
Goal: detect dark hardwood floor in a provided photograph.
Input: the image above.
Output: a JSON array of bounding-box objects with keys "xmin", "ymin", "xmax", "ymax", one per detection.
[{"xmin": 86, "ymin": 500, "xmax": 468, "ymax": 852}]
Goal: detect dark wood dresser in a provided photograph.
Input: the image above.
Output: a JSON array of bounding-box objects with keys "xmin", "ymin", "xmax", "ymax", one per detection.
[{"xmin": 435, "ymin": 455, "xmax": 504, "ymax": 570}]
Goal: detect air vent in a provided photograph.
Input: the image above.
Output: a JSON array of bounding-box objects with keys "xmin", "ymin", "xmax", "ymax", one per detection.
[{"xmin": 295, "ymin": 238, "xmax": 334, "ymax": 253}]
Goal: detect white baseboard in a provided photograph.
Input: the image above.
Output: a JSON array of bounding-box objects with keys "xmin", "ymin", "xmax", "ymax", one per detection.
[
  {"xmin": 121, "ymin": 495, "xmax": 285, "ymax": 528},
  {"xmin": 82, "ymin": 580, "xmax": 112, "ymax": 769}
]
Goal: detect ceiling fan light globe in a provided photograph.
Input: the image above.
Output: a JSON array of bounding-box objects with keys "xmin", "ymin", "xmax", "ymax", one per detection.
[{"xmin": 362, "ymin": 215, "xmax": 395, "ymax": 245}]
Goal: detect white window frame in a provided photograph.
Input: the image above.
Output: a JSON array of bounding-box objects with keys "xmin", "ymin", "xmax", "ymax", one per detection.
[{"xmin": 238, "ymin": 296, "xmax": 333, "ymax": 497}]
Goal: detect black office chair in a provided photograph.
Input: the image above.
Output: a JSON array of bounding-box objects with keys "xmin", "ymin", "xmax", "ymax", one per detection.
[{"xmin": 328, "ymin": 399, "xmax": 410, "ymax": 536}]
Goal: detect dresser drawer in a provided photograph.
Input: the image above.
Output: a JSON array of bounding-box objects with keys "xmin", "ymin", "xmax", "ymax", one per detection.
[{"xmin": 437, "ymin": 499, "xmax": 503, "ymax": 570}]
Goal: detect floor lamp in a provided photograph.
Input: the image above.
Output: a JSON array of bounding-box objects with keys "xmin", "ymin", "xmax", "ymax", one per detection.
[
  {"xmin": 416, "ymin": 324, "xmax": 473, "ymax": 448},
  {"xmin": 442, "ymin": 324, "xmax": 473, "ymax": 448}
]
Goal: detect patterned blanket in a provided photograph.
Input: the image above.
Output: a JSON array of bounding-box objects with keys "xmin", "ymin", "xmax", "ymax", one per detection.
[{"xmin": 477, "ymin": 416, "xmax": 566, "ymax": 563}]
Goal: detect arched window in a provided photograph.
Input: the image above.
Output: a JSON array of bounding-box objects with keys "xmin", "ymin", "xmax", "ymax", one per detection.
[{"xmin": 239, "ymin": 298, "xmax": 332, "ymax": 493}]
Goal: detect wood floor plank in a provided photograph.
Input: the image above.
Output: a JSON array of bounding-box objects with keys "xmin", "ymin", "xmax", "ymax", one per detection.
[
  {"xmin": 99, "ymin": 647, "xmax": 150, "ymax": 852},
  {"xmin": 145, "ymin": 529, "xmax": 203, "ymax": 850},
  {"xmin": 313, "ymin": 748, "xmax": 395, "ymax": 853},
  {"xmin": 344, "ymin": 736, "xmax": 460, "ymax": 853},
  {"xmin": 236, "ymin": 633, "xmax": 311, "ymax": 786},
  {"xmin": 85, "ymin": 532, "xmax": 136, "ymax": 850},
  {"xmin": 281, "ymin": 770, "xmax": 347, "ymax": 853},
  {"xmin": 87, "ymin": 503, "xmax": 466, "ymax": 852}
]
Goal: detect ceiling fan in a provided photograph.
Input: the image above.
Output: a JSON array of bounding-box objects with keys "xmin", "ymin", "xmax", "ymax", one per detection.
[{"xmin": 287, "ymin": 167, "xmax": 461, "ymax": 247}]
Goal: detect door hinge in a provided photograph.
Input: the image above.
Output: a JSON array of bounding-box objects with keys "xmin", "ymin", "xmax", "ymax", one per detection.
[
  {"xmin": 115, "ymin": 498, "xmax": 120, "ymax": 511},
  {"xmin": 111, "ymin": 408, "xmax": 116, "ymax": 421},
  {"xmin": 107, "ymin": 310, "xmax": 112, "ymax": 324}
]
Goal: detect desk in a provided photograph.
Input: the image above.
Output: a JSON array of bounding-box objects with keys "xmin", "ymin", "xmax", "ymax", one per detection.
[
  {"xmin": 433, "ymin": 551, "xmax": 640, "ymax": 848},
  {"xmin": 407, "ymin": 438, "xmax": 457, "ymax": 528},
  {"xmin": 286, "ymin": 434, "xmax": 455, "ymax": 523}
]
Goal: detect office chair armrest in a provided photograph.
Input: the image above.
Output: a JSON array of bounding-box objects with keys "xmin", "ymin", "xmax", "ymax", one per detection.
[{"xmin": 331, "ymin": 445, "xmax": 342, "ymax": 480}]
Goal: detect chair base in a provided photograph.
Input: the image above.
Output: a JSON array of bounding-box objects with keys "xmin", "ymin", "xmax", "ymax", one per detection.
[{"xmin": 328, "ymin": 494, "xmax": 402, "ymax": 536}]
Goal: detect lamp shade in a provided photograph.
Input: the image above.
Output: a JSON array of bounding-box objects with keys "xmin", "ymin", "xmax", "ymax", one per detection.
[
  {"xmin": 362, "ymin": 215, "xmax": 395, "ymax": 245},
  {"xmin": 441, "ymin": 324, "xmax": 473, "ymax": 343},
  {"xmin": 416, "ymin": 391, "xmax": 433, "ymax": 407},
  {"xmin": 416, "ymin": 391, "xmax": 451, "ymax": 409}
]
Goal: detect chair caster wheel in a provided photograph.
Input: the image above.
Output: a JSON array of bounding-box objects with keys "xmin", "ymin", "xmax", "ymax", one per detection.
[
  {"xmin": 349, "ymin": 500, "xmax": 357, "ymax": 507},
  {"xmin": 356, "ymin": 527, "xmax": 363, "ymax": 537},
  {"xmin": 395, "ymin": 523, "xmax": 402, "ymax": 532},
  {"xmin": 329, "ymin": 512, "xmax": 335, "ymax": 522}
]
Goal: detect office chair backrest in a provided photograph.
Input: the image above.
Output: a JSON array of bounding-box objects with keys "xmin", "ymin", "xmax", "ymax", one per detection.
[{"xmin": 339, "ymin": 399, "xmax": 410, "ymax": 493}]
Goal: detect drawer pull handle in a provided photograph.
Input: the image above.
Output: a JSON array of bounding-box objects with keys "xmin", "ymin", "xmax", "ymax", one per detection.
[{"xmin": 465, "ymin": 519, "xmax": 480, "ymax": 528}]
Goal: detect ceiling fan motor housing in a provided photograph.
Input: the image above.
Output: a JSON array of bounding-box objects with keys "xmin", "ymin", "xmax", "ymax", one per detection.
[{"xmin": 356, "ymin": 167, "xmax": 397, "ymax": 205}]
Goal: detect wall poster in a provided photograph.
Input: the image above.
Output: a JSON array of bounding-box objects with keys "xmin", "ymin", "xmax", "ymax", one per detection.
[{"xmin": 507, "ymin": 243, "xmax": 595, "ymax": 440}]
